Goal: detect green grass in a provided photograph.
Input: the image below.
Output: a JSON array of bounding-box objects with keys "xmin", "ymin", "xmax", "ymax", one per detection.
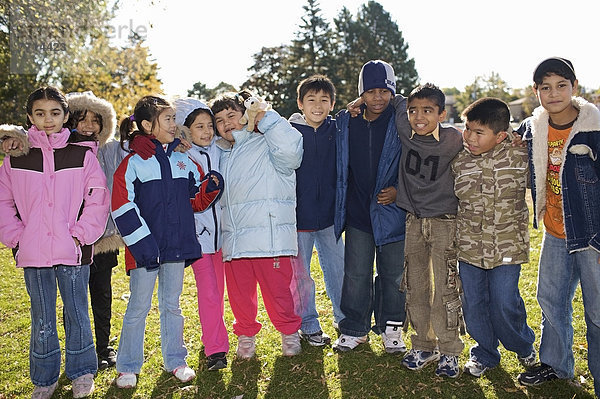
[{"xmin": 0, "ymin": 221, "xmax": 595, "ymax": 398}]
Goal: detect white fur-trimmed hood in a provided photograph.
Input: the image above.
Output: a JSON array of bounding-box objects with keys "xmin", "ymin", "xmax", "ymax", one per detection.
[{"xmin": 66, "ymin": 91, "xmax": 117, "ymax": 147}]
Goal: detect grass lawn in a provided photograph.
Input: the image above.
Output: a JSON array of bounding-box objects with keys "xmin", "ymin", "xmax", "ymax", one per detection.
[{"xmin": 0, "ymin": 222, "xmax": 595, "ymax": 398}]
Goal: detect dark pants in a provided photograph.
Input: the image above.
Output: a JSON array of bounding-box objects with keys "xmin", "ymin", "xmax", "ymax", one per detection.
[
  {"xmin": 339, "ymin": 226, "xmax": 406, "ymax": 336},
  {"xmin": 89, "ymin": 250, "xmax": 118, "ymax": 356}
]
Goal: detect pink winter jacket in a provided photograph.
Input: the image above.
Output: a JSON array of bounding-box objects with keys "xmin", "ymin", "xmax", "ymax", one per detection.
[{"xmin": 0, "ymin": 126, "xmax": 110, "ymax": 268}]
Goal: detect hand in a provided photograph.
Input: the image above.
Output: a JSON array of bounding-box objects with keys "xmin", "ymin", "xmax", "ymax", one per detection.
[
  {"xmin": 511, "ymin": 135, "xmax": 526, "ymax": 147},
  {"xmin": 347, "ymin": 98, "xmax": 363, "ymax": 118},
  {"xmin": 73, "ymin": 237, "xmax": 81, "ymax": 247},
  {"xmin": 174, "ymin": 138, "xmax": 192, "ymax": 153},
  {"xmin": 377, "ymin": 186, "xmax": 397, "ymax": 205},
  {"xmin": 2, "ymin": 137, "xmax": 23, "ymax": 153},
  {"xmin": 130, "ymin": 134, "xmax": 156, "ymax": 160}
]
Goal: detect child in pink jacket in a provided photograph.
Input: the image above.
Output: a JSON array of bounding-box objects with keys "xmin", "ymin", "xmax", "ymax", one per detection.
[{"xmin": 0, "ymin": 86, "xmax": 110, "ymax": 399}]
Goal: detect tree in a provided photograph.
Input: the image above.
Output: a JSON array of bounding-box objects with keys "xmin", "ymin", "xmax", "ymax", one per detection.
[
  {"xmin": 187, "ymin": 81, "xmax": 238, "ymax": 102},
  {"xmin": 455, "ymin": 72, "xmax": 515, "ymax": 115},
  {"xmin": 60, "ymin": 35, "xmax": 162, "ymax": 120},
  {"xmin": 0, "ymin": 0, "xmax": 115, "ymax": 124}
]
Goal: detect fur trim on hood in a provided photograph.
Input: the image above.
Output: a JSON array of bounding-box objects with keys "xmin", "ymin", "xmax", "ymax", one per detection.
[
  {"xmin": 66, "ymin": 91, "xmax": 117, "ymax": 147},
  {"xmin": 0, "ymin": 124, "xmax": 30, "ymax": 157}
]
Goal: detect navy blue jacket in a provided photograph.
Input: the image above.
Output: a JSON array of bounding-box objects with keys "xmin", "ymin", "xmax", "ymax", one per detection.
[
  {"xmin": 112, "ymin": 138, "xmax": 222, "ymax": 272},
  {"xmin": 517, "ymin": 97, "xmax": 600, "ymax": 253},
  {"xmin": 289, "ymin": 113, "xmax": 337, "ymax": 231},
  {"xmin": 334, "ymin": 106, "xmax": 406, "ymax": 246}
]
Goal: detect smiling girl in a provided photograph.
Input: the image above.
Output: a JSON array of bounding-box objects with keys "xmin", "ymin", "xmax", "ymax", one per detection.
[
  {"xmin": 112, "ymin": 95, "xmax": 223, "ymax": 388},
  {"xmin": 0, "ymin": 86, "xmax": 110, "ymax": 398}
]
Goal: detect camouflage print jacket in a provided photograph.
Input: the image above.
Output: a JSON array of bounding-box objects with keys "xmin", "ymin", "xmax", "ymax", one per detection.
[{"xmin": 451, "ymin": 138, "xmax": 529, "ymax": 269}]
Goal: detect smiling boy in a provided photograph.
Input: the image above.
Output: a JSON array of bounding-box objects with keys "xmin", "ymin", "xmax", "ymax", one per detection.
[
  {"xmin": 516, "ymin": 58, "xmax": 600, "ymax": 396},
  {"xmin": 394, "ymin": 83, "xmax": 465, "ymax": 378},
  {"xmin": 288, "ymin": 75, "xmax": 345, "ymax": 346}
]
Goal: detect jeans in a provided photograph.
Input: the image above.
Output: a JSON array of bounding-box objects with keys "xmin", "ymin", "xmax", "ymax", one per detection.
[
  {"xmin": 24, "ymin": 265, "xmax": 97, "ymax": 387},
  {"xmin": 116, "ymin": 262, "xmax": 188, "ymax": 373},
  {"xmin": 338, "ymin": 226, "xmax": 405, "ymax": 336},
  {"xmin": 537, "ymin": 232, "xmax": 600, "ymax": 394},
  {"xmin": 295, "ymin": 225, "xmax": 345, "ymax": 334},
  {"xmin": 460, "ymin": 262, "xmax": 535, "ymax": 367}
]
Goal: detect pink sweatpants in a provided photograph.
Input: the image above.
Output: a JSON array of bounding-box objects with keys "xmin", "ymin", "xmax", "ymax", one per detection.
[
  {"xmin": 224, "ymin": 256, "xmax": 301, "ymax": 336},
  {"xmin": 190, "ymin": 251, "xmax": 229, "ymax": 356}
]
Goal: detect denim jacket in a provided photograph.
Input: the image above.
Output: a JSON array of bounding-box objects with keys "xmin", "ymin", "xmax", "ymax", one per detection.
[{"xmin": 517, "ymin": 97, "xmax": 600, "ymax": 253}]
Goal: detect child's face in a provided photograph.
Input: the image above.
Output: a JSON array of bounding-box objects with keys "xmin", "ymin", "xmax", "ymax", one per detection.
[
  {"xmin": 76, "ymin": 111, "xmax": 101, "ymax": 137},
  {"xmin": 28, "ymin": 99, "xmax": 69, "ymax": 135},
  {"xmin": 297, "ymin": 89, "xmax": 335, "ymax": 129},
  {"xmin": 463, "ymin": 120, "xmax": 506, "ymax": 156},
  {"xmin": 214, "ymin": 107, "xmax": 243, "ymax": 143},
  {"xmin": 535, "ymin": 73, "xmax": 578, "ymax": 117},
  {"xmin": 189, "ymin": 112, "xmax": 214, "ymax": 147},
  {"xmin": 361, "ymin": 88, "xmax": 392, "ymax": 121},
  {"xmin": 152, "ymin": 107, "xmax": 177, "ymax": 144},
  {"xmin": 407, "ymin": 98, "xmax": 446, "ymax": 136}
]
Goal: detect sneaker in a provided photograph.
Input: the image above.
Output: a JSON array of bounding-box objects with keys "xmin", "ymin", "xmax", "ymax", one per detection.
[
  {"xmin": 300, "ymin": 330, "xmax": 331, "ymax": 347},
  {"xmin": 236, "ymin": 335, "xmax": 256, "ymax": 359},
  {"xmin": 173, "ymin": 365, "xmax": 195, "ymax": 382},
  {"xmin": 206, "ymin": 352, "xmax": 227, "ymax": 371},
  {"xmin": 116, "ymin": 372, "xmax": 137, "ymax": 389},
  {"xmin": 332, "ymin": 334, "xmax": 368, "ymax": 352},
  {"xmin": 32, "ymin": 381, "xmax": 58, "ymax": 399},
  {"xmin": 517, "ymin": 363, "xmax": 559, "ymax": 386},
  {"xmin": 381, "ymin": 322, "xmax": 406, "ymax": 354},
  {"xmin": 281, "ymin": 332, "xmax": 302, "ymax": 356},
  {"xmin": 98, "ymin": 347, "xmax": 117, "ymax": 370},
  {"xmin": 436, "ymin": 354, "xmax": 459, "ymax": 378},
  {"xmin": 402, "ymin": 348, "xmax": 440, "ymax": 370},
  {"xmin": 464, "ymin": 357, "xmax": 489, "ymax": 377},
  {"xmin": 518, "ymin": 348, "xmax": 537, "ymax": 368},
  {"xmin": 72, "ymin": 373, "xmax": 94, "ymax": 398}
]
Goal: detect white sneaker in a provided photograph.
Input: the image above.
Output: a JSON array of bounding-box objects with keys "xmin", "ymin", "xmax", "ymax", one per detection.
[
  {"xmin": 116, "ymin": 372, "xmax": 137, "ymax": 389},
  {"xmin": 173, "ymin": 365, "xmax": 195, "ymax": 382},
  {"xmin": 281, "ymin": 332, "xmax": 301, "ymax": 356},
  {"xmin": 381, "ymin": 321, "xmax": 406, "ymax": 354},
  {"xmin": 333, "ymin": 334, "xmax": 368, "ymax": 352},
  {"xmin": 72, "ymin": 373, "xmax": 94, "ymax": 398},
  {"xmin": 236, "ymin": 335, "xmax": 256, "ymax": 359},
  {"xmin": 31, "ymin": 381, "xmax": 58, "ymax": 399}
]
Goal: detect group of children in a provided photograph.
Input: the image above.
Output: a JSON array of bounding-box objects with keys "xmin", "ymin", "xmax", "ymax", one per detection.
[{"xmin": 0, "ymin": 55, "xmax": 598, "ymax": 398}]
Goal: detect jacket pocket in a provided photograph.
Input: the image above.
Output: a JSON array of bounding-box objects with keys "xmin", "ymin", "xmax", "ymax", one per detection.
[{"xmin": 573, "ymin": 153, "xmax": 598, "ymax": 184}]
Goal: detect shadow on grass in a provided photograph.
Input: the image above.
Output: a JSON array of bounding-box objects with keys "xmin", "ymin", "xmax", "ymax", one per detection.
[
  {"xmin": 336, "ymin": 341, "xmax": 485, "ymax": 398},
  {"xmin": 194, "ymin": 350, "xmax": 228, "ymax": 397},
  {"xmin": 225, "ymin": 356, "xmax": 261, "ymax": 398},
  {"xmin": 263, "ymin": 342, "xmax": 329, "ymax": 399}
]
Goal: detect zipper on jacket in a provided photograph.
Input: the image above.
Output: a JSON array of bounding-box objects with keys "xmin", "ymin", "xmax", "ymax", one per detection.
[{"xmin": 201, "ymin": 150, "xmax": 219, "ymax": 251}]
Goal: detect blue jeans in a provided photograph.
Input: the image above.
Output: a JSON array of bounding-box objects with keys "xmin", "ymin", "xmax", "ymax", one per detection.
[
  {"xmin": 460, "ymin": 262, "xmax": 535, "ymax": 367},
  {"xmin": 116, "ymin": 262, "xmax": 188, "ymax": 373},
  {"xmin": 338, "ymin": 226, "xmax": 405, "ymax": 336},
  {"xmin": 24, "ymin": 265, "xmax": 97, "ymax": 387},
  {"xmin": 295, "ymin": 226, "xmax": 345, "ymax": 334},
  {"xmin": 537, "ymin": 232, "xmax": 600, "ymax": 393}
]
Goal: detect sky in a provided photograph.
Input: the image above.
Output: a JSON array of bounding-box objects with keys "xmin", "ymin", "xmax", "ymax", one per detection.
[{"xmin": 110, "ymin": 0, "xmax": 599, "ymax": 98}]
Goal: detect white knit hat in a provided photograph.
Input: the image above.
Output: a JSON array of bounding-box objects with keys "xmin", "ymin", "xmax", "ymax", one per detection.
[
  {"xmin": 174, "ymin": 97, "xmax": 211, "ymax": 126},
  {"xmin": 358, "ymin": 60, "xmax": 396, "ymax": 96}
]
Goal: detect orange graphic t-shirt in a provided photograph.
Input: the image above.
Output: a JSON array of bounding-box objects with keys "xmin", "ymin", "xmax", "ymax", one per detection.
[{"xmin": 543, "ymin": 124, "xmax": 572, "ymax": 238}]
